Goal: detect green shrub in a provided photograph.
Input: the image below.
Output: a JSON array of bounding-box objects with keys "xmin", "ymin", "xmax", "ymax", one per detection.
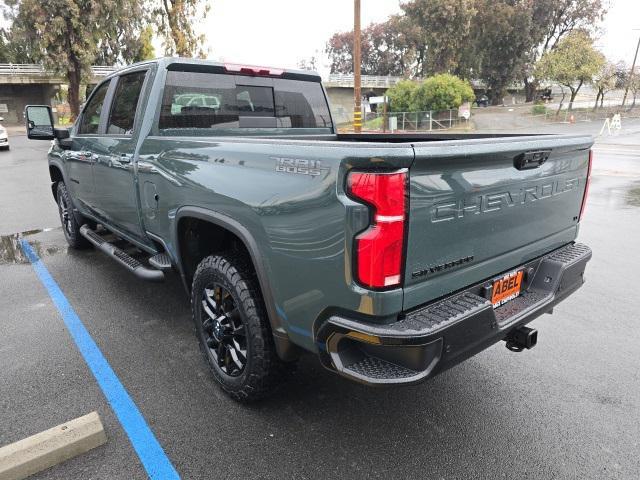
[
  {"xmin": 386, "ymin": 74, "xmax": 474, "ymax": 112},
  {"xmin": 531, "ymin": 104, "xmax": 548, "ymax": 115},
  {"xmin": 386, "ymin": 80, "xmax": 418, "ymax": 113},
  {"xmin": 413, "ymin": 74, "xmax": 475, "ymax": 111}
]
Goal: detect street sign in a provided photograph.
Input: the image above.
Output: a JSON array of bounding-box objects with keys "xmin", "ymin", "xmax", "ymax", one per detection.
[
  {"xmin": 458, "ymin": 102, "xmax": 471, "ymax": 119},
  {"xmin": 369, "ymin": 96, "xmax": 386, "ymax": 104}
]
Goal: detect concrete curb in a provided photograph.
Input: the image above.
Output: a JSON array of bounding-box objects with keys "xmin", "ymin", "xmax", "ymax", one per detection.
[{"xmin": 0, "ymin": 412, "xmax": 106, "ymax": 480}]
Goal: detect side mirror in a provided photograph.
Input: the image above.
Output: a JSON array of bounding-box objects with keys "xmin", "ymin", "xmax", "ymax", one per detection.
[{"xmin": 25, "ymin": 105, "xmax": 55, "ymax": 140}]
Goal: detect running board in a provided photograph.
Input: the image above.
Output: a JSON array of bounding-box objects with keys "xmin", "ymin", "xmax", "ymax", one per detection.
[{"xmin": 79, "ymin": 225, "xmax": 164, "ymax": 282}]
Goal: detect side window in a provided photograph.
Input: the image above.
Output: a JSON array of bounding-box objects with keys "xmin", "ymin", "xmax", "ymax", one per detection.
[
  {"xmin": 78, "ymin": 81, "xmax": 110, "ymax": 134},
  {"xmin": 107, "ymin": 71, "xmax": 147, "ymax": 135}
]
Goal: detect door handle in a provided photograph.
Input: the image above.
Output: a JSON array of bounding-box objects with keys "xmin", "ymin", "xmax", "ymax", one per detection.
[{"xmin": 77, "ymin": 151, "xmax": 95, "ymax": 162}]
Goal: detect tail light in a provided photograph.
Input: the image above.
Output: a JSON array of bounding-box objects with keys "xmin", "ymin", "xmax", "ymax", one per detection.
[
  {"xmin": 579, "ymin": 150, "xmax": 592, "ymax": 221},
  {"xmin": 347, "ymin": 170, "xmax": 408, "ymax": 289}
]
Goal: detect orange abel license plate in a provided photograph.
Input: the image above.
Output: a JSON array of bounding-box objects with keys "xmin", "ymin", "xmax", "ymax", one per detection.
[{"xmin": 491, "ymin": 271, "xmax": 524, "ymax": 308}]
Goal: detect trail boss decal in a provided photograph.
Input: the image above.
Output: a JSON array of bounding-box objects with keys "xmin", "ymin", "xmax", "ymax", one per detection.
[{"xmin": 273, "ymin": 157, "xmax": 328, "ymax": 176}]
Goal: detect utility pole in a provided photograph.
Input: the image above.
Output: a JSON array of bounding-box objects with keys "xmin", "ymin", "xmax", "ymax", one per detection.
[
  {"xmin": 622, "ymin": 31, "xmax": 640, "ymax": 108},
  {"xmin": 353, "ymin": 0, "xmax": 362, "ymax": 133}
]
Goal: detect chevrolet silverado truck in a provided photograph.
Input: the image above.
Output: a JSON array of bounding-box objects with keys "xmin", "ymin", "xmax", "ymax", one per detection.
[{"xmin": 25, "ymin": 58, "xmax": 593, "ymax": 401}]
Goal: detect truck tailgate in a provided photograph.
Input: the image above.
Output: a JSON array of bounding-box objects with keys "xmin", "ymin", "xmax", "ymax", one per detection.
[{"xmin": 403, "ymin": 135, "xmax": 593, "ymax": 310}]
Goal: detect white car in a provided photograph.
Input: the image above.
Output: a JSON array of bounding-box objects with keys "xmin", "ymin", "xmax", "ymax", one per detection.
[{"xmin": 0, "ymin": 117, "xmax": 9, "ymax": 150}]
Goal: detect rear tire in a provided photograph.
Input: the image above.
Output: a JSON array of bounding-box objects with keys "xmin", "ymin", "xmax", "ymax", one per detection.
[
  {"xmin": 191, "ymin": 253, "xmax": 293, "ymax": 402},
  {"xmin": 56, "ymin": 182, "xmax": 91, "ymax": 249}
]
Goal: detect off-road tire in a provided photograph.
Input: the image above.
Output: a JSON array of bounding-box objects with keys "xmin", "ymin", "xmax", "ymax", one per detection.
[
  {"xmin": 56, "ymin": 182, "xmax": 91, "ymax": 249},
  {"xmin": 191, "ymin": 254, "xmax": 294, "ymax": 402}
]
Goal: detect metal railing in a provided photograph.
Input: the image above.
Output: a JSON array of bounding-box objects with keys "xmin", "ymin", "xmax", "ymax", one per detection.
[
  {"xmin": 360, "ymin": 109, "xmax": 470, "ymax": 132},
  {"xmin": 325, "ymin": 74, "xmax": 405, "ymax": 88},
  {"xmin": 0, "ymin": 63, "xmax": 117, "ymax": 76}
]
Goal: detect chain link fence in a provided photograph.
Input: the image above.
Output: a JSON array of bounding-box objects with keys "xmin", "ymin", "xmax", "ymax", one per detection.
[{"xmin": 361, "ymin": 109, "xmax": 470, "ymax": 132}]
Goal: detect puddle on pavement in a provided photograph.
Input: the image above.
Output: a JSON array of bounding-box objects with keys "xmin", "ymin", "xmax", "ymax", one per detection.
[
  {"xmin": 626, "ymin": 184, "xmax": 640, "ymax": 207},
  {"xmin": 0, "ymin": 227, "xmax": 62, "ymax": 265}
]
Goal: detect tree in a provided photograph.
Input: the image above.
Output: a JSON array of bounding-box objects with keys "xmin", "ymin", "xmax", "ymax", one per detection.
[
  {"xmin": 535, "ymin": 31, "xmax": 604, "ymax": 110},
  {"xmin": 6, "ymin": 0, "xmax": 146, "ymax": 118},
  {"xmin": 401, "ymin": 0, "xmax": 476, "ymax": 76},
  {"xmin": 151, "ymin": 0, "xmax": 210, "ymax": 57},
  {"xmin": 472, "ymin": 0, "xmax": 535, "ymax": 105},
  {"xmin": 414, "ymin": 74, "xmax": 474, "ymax": 111},
  {"xmin": 133, "ymin": 26, "xmax": 156, "ymax": 63},
  {"xmin": 592, "ymin": 62, "xmax": 617, "ymax": 110},
  {"xmin": 629, "ymin": 73, "xmax": 640, "ymax": 109},
  {"xmin": 325, "ymin": 16, "xmax": 415, "ymax": 76},
  {"xmin": 297, "ymin": 54, "xmax": 320, "ymax": 72},
  {"xmin": 522, "ymin": 0, "xmax": 606, "ymax": 102},
  {"xmin": 386, "ymin": 80, "xmax": 418, "ymax": 112},
  {"xmin": 386, "ymin": 74, "xmax": 473, "ymax": 112}
]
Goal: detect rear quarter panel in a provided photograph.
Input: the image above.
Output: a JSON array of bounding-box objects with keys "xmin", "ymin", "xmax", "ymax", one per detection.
[{"xmin": 136, "ymin": 136, "xmax": 414, "ymax": 351}]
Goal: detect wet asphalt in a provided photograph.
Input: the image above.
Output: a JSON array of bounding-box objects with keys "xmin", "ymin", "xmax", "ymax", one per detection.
[{"xmin": 1, "ymin": 130, "xmax": 639, "ymax": 479}]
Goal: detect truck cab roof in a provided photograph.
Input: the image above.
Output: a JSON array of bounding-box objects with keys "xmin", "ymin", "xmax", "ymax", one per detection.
[{"xmin": 105, "ymin": 57, "xmax": 322, "ymax": 83}]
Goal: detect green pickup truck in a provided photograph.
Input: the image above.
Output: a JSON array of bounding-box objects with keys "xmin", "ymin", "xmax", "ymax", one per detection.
[{"xmin": 25, "ymin": 58, "xmax": 593, "ymax": 401}]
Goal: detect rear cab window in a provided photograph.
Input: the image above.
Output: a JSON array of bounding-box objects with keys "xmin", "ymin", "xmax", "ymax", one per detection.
[{"xmin": 157, "ymin": 69, "xmax": 333, "ymax": 135}]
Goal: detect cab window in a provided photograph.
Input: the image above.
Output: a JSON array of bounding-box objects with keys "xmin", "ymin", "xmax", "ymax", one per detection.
[
  {"xmin": 107, "ymin": 71, "xmax": 147, "ymax": 135},
  {"xmin": 78, "ymin": 81, "xmax": 110, "ymax": 134}
]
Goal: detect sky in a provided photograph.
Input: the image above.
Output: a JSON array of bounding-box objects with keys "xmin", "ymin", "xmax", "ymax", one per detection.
[{"xmin": 195, "ymin": 0, "xmax": 640, "ymax": 76}]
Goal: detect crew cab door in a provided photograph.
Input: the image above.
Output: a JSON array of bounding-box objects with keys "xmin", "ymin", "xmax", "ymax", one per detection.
[
  {"xmin": 90, "ymin": 69, "xmax": 149, "ymax": 240},
  {"xmin": 64, "ymin": 79, "xmax": 112, "ymax": 211}
]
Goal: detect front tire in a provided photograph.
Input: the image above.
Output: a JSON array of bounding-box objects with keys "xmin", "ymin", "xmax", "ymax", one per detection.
[
  {"xmin": 56, "ymin": 182, "xmax": 91, "ymax": 249},
  {"xmin": 191, "ymin": 254, "xmax": 293, "ymax": 401}
]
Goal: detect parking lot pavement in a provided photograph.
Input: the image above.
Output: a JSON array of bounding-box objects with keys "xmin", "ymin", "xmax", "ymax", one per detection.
[{"xmin": 2, "ymin": 132, "xmax": 640, "ymax": 479}]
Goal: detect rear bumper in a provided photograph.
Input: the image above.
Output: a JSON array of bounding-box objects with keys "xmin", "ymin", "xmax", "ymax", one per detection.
[{"xmin": 316, "ymin": 242, "xmax": 592, "ymax": 385}]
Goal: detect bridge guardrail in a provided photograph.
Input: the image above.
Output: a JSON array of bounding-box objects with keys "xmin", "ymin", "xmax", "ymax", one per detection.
[
  {"xmin": 325, "ymin": 74, "xmax": 405, "ymax": 88},
  {"xmin": 0, "ymin": 64, "xmax": 117, "ymax": 76}
]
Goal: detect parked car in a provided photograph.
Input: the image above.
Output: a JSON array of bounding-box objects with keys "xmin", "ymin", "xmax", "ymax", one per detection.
[
  {"xmin": 25, "ymin": 58, "xmax": 593, "ymax": 401},
  {"xmin": 0, "ymin": 117, "xmax": 9, "ymax": 150},
  {"xmin": 475, "ymin": 94, "xmax": 489, "ymax": 107}
]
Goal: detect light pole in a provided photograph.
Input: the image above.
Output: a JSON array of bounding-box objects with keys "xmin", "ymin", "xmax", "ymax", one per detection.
[
  {"xmin": 353, "ymin": 0, "xmax": 362, "ymax": 133},
  {"xmin": 621, "ymin": 29, "xmax": 640, "ymax": 108}
]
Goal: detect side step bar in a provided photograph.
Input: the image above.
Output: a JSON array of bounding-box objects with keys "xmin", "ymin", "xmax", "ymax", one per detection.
[{"xmin": 79, "ymin": 225, "xmax": 164, "ymax": 282}]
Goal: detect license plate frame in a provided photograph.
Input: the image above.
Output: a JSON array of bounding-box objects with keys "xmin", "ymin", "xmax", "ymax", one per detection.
[{"xmin": 491, "ymin": 270, "xmax": 524, "ymax": 309}]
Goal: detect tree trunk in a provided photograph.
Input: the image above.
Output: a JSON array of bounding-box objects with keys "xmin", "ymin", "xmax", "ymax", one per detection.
[
  {"xmin": 593, "ymin": 91, "xmax": 601, "ymax": 111},
  {"xmin": 567, "ymin": 80, "xmax": 583, "ymax": 111},
  {"xmin": 524, "ymin": 77, "xmax": 538, "ymax": 103},
  {"xmin": 600, "ymin": 94, "xmax": 604, "ymax": 108},
  {"xmin": 67, "ymin": 62, "xmax": 82, "ymax": 120},
  {"xmin": 555, "ymin": 86, "xmax": 566, "ymax": 116}
]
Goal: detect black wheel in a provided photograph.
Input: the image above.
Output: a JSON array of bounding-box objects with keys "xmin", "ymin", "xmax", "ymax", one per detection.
[
  {"xmin": 56, "ymin": 182, "xmax": 91, "ymax": 249},
  {"xmin": 191, "ymin": 254, "xmax": 293, "ymax": 401}
]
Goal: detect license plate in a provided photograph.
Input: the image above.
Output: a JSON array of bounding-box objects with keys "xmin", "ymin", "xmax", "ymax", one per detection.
[{"xmin": 491, "ymin": 270, "xmax": 524, "ymax": 308}]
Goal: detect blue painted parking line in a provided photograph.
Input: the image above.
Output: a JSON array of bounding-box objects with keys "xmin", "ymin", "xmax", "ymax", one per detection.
[{"xmin": 19, "ymin": 238, "xmax": 180, "ymax": 480}]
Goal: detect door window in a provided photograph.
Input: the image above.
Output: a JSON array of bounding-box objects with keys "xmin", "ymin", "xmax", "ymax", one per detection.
[
  {"xmin": 107, "ymin": 71, "xmax": 147, "ymax": 135},
  {"xmin": 78, "ymin": 81, "xmax": 110, "ymax": 134}
]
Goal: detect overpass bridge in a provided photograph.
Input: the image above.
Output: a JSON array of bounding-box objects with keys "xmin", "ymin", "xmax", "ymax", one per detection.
[
  {"xmin": 0, "ymin": 64, "xmax": 117, "ymax": 124},
  {"xmin": 323, "ymin": 74, "xmax": 404, "ymax": 124}
]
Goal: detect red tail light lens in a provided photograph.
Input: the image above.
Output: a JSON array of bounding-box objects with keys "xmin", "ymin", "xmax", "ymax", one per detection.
[
  {"xmin": 579, "ymin": 150, "xmax": 592, "ymax": 221},
  {"xmin": 347, "ymin": 170, "xmax": 407, "ymax": 288}
]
